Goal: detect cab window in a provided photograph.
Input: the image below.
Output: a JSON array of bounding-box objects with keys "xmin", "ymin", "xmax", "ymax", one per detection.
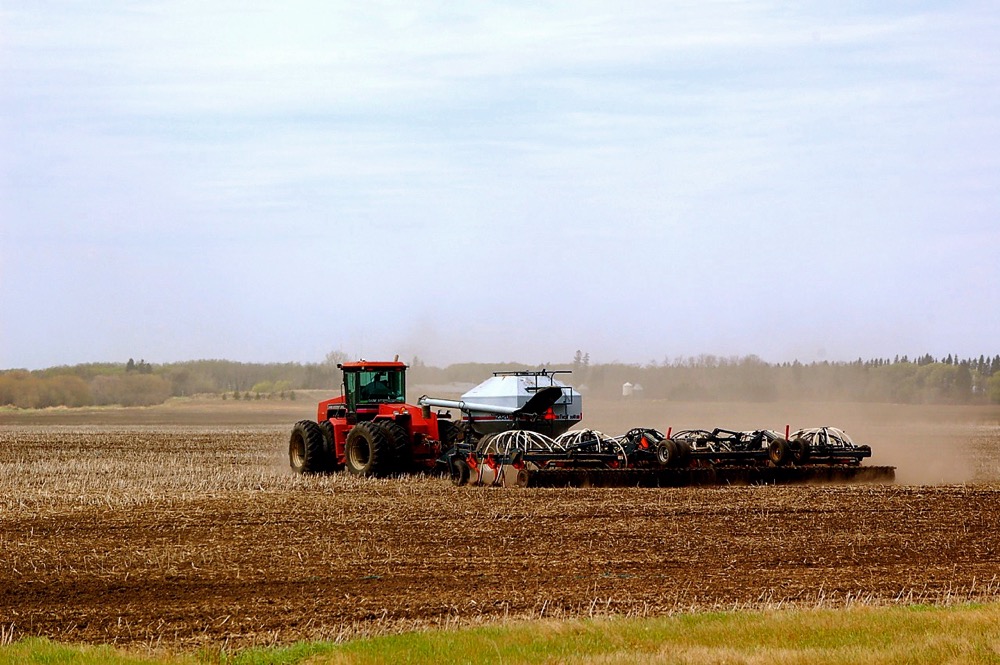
[{"xmin": 357, "ymin": 370, "xmax": 405, "ymax": 403}]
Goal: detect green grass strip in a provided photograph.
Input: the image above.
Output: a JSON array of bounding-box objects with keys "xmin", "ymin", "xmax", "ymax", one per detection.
[{"xmin": 3, "ymin": 603, "xmax": 999, "ymax": 664}]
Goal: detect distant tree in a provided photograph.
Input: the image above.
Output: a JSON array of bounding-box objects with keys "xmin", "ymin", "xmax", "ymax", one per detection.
[
  {"xmin": 251, "ymin": 381, "xmax": 275, "ymax": 395},
  {"xmin": 955, "ymin": 363, "xmax": 972, "ymax": 399},
  {"xmin": 90, "ymin": 374, "xmax": 169, "ymax": 406},
  {"xmin": 324, "ymin": 350, "xmax": 351, "ymax": 366}
]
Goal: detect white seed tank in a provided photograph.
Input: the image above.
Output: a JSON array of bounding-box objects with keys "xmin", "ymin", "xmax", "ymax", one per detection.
[{"xmin": 459, "ymin": 370, "xmax": 583, "ymax": 436}]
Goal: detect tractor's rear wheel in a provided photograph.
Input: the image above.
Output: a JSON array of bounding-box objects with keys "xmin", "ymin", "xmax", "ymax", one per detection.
[
  {"xmin": 345, "ymin": 421, "xmax": 393, "ymax": 477},
  {"xmin": 289, "ymin": 420, "xmax": 326, "ymax": 474}
]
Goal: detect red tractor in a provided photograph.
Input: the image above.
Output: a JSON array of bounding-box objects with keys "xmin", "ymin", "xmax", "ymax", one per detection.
[{"xmin": 288, "ymin": 360, "xmax": 459, "ymax": 477}]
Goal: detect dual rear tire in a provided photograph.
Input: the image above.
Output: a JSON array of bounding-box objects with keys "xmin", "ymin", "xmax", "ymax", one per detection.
[
  {"xmin": 290, "ymin": 419, "xmax": 403, "ymax": 477},
  {"xmin": 289, "ymin": 420, "xmax": 330, "ymax": 473}
]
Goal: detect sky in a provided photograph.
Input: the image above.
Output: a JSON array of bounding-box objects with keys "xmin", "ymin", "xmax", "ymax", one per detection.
[{"xmin": 2, "ymin": 1, "xmax": 999, "ymax": 370}]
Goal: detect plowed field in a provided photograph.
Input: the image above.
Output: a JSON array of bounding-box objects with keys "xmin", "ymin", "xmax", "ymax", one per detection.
[{"xmin": 2, "ymin": 400, "xmax": 999, "ymax": 648}]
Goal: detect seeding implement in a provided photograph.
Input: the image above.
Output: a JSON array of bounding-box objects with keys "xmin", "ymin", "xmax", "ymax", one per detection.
[
  {"xmin": 289, "ymin": 360, "xmax": 895, "ymax": 486},
  {"xmin": 443, "ymin": 426, "xmax": 893, "ymax": 488}
]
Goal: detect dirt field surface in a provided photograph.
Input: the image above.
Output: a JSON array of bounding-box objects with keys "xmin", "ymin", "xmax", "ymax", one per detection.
[{"xmin": 2, "ymin": 397, "xmax": 999, "ymax": 648}]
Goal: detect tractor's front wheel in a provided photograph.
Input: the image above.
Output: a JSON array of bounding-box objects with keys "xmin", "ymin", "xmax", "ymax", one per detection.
[
  {"xmin": 345, "ymin": 422, "xmax": 392, "ymax": 477},
  {"xmin": 289, "ymin": 420, "xmax": 327, "ymax": 474}
]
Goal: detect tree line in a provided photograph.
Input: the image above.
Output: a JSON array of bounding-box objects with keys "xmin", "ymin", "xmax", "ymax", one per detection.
[{"xmin": 2, "ymin": 353, "xmax": 1000, "ymax": 409}]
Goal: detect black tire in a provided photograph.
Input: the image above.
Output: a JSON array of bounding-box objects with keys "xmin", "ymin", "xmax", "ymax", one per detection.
[
  {"xmin": 475, "ymin": 433, "xmax": 498, "ymax": 454},
  {"xmin": 514, "ymin": 468, "xmax": 530, "ymax": 487},
  {"xmin": 289, "ymin": 420, "xmax": 326, "ymax": 474},
  {"xmin": 317, "ymin": 420, "xmax": 342, "ymax": 471},
  {"xmin": 378, "ymin": 420, "xmax": 411, "ymax": 472},
  {"xmin": 450, "ymin": 458, "xmax": 471, "ymax": 486},
  {"xmin": 789, "ymin": 438, "xmax": 810, "ymax": 465},
  {"xmin": 656, "ymin": 440, "xmax": 689, "ymax": 467},
  {"xmin": 656, "ymin": 440, "xmax": 676, "ymax": 466},
  {"xmin": 674, "ymin": 440, "xmax": 692, "ymax": 467},
  {"xmin": 768, "ymin": 438, "xmax": 791, "ymax": 466},
  {"xmin": 437, "ymin": 420, "xmax": 455, "ymax": 451},
  {"xmin": 345, "ymin": 422, "xmax": 392, "ymax": 477},
  {"xmin": 438, "ymin": 419, "xmax": 468, "ymax": 448}
]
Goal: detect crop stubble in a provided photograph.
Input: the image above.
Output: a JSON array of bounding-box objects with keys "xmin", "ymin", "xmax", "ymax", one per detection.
[{"xmin": 1, "ymin": 417, "xmax": 999, "ymax": 648}]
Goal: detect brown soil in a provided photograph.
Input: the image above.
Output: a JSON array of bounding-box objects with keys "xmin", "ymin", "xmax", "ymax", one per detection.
[{"xmin": 1, "ymin": 399, "xmax": 999, "ymax": 648}]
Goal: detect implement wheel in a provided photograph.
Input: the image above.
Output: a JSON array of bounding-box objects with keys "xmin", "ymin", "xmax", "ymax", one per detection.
[
  {"xmin": 674, "ymin": 440, "xmax": 692, "ymax": 466},
  {"xmin": 789, "ymin": 438, "xmax": 811, "ymax": 465},
  {"xmin": 768, "ymin": 438, "xmax": 791, "ymax": 466},
  {"xmin": 655, "ymin": 440, "xmax": 676, "ymax": 466},
  {"xmin": 450, "ymin": 458, "xmax": 471, "ymax": 486},
  {"xmin": 657, "ymin": 440, "xmax": 689, "ymax": 467},
  {"xmin": 345, "ymin": 422, "xmax": 392, "ymax": 477},
  {"xmin": 289, "ymin": 420, "xmax": 327, "ymax": 474},
  {"xmin": 438, "ymin": 419, "xmax": 468, "ymax": 449},
  {"xmin": 514, "ymin": 468, "xmax": 530, "ymax": 487}
]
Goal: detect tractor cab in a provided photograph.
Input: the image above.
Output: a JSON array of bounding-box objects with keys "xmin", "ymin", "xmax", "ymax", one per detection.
[{"xmin": 339, "ymin": 361, "xmax": 407, "ymax": 419}]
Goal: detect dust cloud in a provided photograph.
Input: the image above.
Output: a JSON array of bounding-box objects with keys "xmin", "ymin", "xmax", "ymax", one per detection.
[{"xmin": 583, "ymin": 398, "xmax": 1000, "ymax": 486}]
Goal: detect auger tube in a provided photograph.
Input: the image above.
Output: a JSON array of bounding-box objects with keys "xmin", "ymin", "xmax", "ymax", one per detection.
[
  {"xmin": 417, "ymin": 396, "xmax": 520, "ymax": 415},
  {"xmin": 418, "ymin": 386, "xmax": 564, "ymax": 418}
]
